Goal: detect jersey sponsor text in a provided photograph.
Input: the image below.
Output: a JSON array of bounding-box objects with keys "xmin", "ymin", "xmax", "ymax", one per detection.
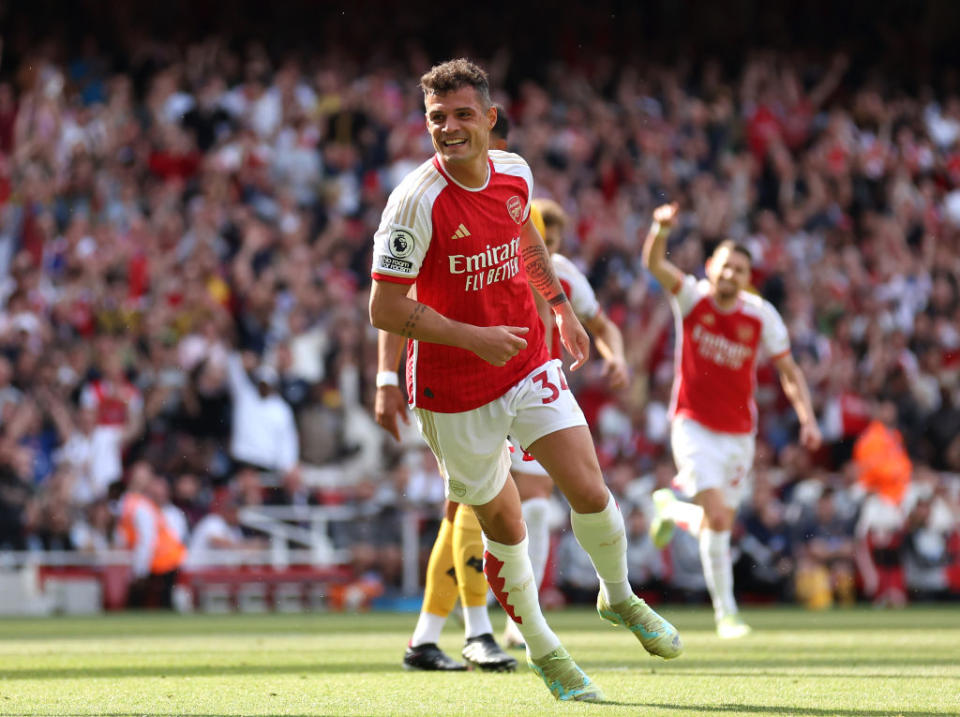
[
  {"xmin": 449, "ymin": 237, "xmax": 521, "ymax": 291},
  {"xmin": 691, "ymin": 324, "xmax": 754, "ymax": 369}
]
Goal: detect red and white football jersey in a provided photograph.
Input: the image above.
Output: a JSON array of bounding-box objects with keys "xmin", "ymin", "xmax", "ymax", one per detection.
[
  {"xmin": 80, "ymin": 379, "xmax": 142, "ymax": 427},
  {"xmin": 548, "ymin": 253, "xmax": 601, "ymax": 360},
  {"xmin": 668, "ymin": 275, "xmax": 790, "ymax": 434},
  {"xmin": 371, "ymin": 150, "xmax": 549, "ymax": 413}
]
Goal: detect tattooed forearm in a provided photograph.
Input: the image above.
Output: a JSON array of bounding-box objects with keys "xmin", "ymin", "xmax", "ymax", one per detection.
[
  {"xmin": 401, "ymin": 303, "xmax": 427, "ymax": 338},
  {"xmin": 521, "ymin": 244, "xmax": 565, "ymax": 303}
]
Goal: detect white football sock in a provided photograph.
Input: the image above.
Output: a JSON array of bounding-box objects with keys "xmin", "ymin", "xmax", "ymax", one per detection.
[
  {"xmin": 664, "ymin": 499, "xmax": 705, "ymax": 535},
  {"xmin": 463, "ymin": 605, "xmax": 493, "ymax": 639},
  {"xmin": 699, "ymin": 528, "xmax": 737, "ymax": 621},
  {"xmin": 521, "ymin": 497, "xmax": 551, "ymax": 588},
  {"xmin": 570, "ymin": 491, "xmax": 632, "ymax": 605},
  {"xmin": 483, "ymin": 534, "xmax": 561, "ymax": 660},
  {"xmin": 410, "ymin": 611, "xmax": 447, "ymax": 647}
]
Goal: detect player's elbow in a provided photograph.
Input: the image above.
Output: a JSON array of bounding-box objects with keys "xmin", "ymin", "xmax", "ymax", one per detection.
[
  {"xmin": 641, "ymin": 246, "xmax": 656, "ymax": 271},
  {"xmin": 641, "ymin": 242, "xmax": 659, "ymax": 270}
]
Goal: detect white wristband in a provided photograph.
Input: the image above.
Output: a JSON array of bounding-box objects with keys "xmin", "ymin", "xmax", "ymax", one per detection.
[{"xmin": 376, "ymin": 371, "xmax": 400, "ymax": 388}]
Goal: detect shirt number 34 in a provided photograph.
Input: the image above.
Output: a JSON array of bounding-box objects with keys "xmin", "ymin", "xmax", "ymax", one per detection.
[{"xmin": 532, "ymin": 367, "xmax": 569, "ymax": 404}]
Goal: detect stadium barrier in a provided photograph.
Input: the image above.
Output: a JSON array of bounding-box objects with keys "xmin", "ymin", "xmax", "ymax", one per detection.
[{"xmin": 0, "ymin": 505, "xmax": 424, "ymax": 615}]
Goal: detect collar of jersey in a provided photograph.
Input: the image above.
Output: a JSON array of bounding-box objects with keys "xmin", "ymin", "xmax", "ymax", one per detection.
[
  {"xmin": 708, "ymin": 290, "xmax": 743, "ymax": 314},
  {"xmin": 433, "ymin": 154, "xmax": 492, "ymax": 192}
]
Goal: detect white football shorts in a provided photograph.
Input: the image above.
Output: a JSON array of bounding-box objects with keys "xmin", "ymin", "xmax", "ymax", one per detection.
[
  {"xmin": 670, "ymin": 415, "xmax": 755, "ymax": 509},
  {"xmin": 508, "ymin": 437, "xmax": 550, "ymax": 477},
  {"xmin": 414, "ymin": 359, "xmax": 584, "ymax": 505}
]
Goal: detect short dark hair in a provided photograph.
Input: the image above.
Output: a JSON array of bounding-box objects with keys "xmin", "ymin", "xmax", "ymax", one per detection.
[
  {"xmin": 420, "ymin": 58, "xmax": 491, "ymax": 107},
  {"xmin": 491, "ymin": 104, "xmax": 510, "ymax": 141},
  {"xmin": 714, "ymin": 239, "xmax": 753, "ymax": 265}
]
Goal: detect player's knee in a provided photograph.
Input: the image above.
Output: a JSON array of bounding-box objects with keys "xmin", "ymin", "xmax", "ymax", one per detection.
[
  {"xmin": 704, "ymin": 508, "xmax": 733, "ymax": 532},
  {"xmin": 567, "ymin": 481, "xmax": 610, "ymax": 514},
  {"xmin": 476, "ymin": 510, "xmax": 525, "ymax": 545}
]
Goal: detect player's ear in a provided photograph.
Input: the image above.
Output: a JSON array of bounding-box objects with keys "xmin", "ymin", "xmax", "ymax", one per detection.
[{"xmin": 487, "ymin": 104, "xmax": 497, "ymax": 130}]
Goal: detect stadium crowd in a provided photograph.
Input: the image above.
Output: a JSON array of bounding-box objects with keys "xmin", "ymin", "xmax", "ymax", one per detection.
[{"xmin": 1, "ymin": 14, "xmax": 959, "ymax": 609}]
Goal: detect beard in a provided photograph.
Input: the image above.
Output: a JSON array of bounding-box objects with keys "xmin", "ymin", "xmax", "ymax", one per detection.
[{"xmin": 714, "ymin": 282, "xmax": 739, "ymax": 301}]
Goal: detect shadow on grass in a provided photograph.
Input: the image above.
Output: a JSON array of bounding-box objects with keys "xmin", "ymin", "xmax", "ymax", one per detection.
[
  {"xmin": 655, "ymin": 669, "xmax": 948, "ymax": 681},
  {"xmin": 7, "ymin": 652, "xmax": 960, "ymax": 680},
  {"xmin": 0, "ymin": 714, "xmax": 335, "ymax": 717},
  {"xmin": 595, "ymin": 702, "xmax": 946, "ymax": 716},
  {"xmin": 591, "ymin": 656, "xmax": 960, "ymax": 670},
  {"xmin": 596, "ymin": 701, "xmax": 950, "ymax": 717},
  {"xmin": 0, "ymin": 711, "xmax": 949, "ymax": 717},
  {"xmin": 1, "ymin": 661, "xmax": 400, "ymax": 679}
]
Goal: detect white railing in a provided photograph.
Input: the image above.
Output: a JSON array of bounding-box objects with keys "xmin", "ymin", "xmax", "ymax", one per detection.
[
  {"xmin": 0, "ymin": 549, "xmax": 132, "ymax": 567},
  {"xmin": 236, "ymin": 505, "xmax": 423, "ymax": 595},
  {"xmin": 0, "ymin": 505, "xmax": 425, "ymax": 597}
]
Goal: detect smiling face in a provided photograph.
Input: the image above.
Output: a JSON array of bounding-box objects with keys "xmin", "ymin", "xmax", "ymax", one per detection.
[
  {"xmin": 706, "ymin": 243, "xmax": 752, "ymax": 304},
  {"xmin": 425, "ymin": 86, "xmax": 496, "ymax": 184}
]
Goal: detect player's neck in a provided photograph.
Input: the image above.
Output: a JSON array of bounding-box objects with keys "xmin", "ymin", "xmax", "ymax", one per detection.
[
  {"xmin": 711, "ymin": 292, "xmax": 739, "ymax": 312},
  {"xmin": 438, "ymin": 155, "xmax": 489, "ymax": 189}
]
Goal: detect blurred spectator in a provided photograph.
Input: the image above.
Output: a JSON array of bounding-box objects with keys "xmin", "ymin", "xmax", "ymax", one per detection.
[
  {"xmin": 70, "ymin": 498, "xmax": 113, "ymax": 555},
  {"xmin": 853, "ymin": 400, "xmax": 912, "ymax": 506},
  {"xmin": 339, "ymin": 477, "xmax": 403, "ymax": 589},
  {"xmin": 116, "ymin": 462, "xmax": 187, "ymax": 608},
  {"xmin": 0, "ymin": 355, "xmax": 22, "ymax": 426},
  {"xmin": 170, "ymin": 472, "xmax": 207, "ymax": 529},
  {"xmin": 225, "ymin": 351, "xmax": 299, "ymax": 475},
  {"xmin": 735, "ymin": 480, "xmax": 796, "ymax": 603},
  {"xmin": 903, "ymin": 496, "xmax": 953, "ymax": 601},
  {"xmin": 184, "ymin": 491, "xmax": 262, "ymax": 568},
  {"xmin": 902, "ymin": 465, "xmax": 958, "ymax": 601},
  {"xmin": 794, "ymin": 488, "xmax": 857, "ymax": 609},
  {"xmin": 49, "ymin": 399, "xmax": 121, "ymax": 506},
  {"xmin": 79, "ymin": 345, "xmax": 145, "ymax": 451},
  {"xmin": 265, "ymin": 465, "xmax": 314, "ymax": 507},
  {"xmin": 0, "ymin": 441, "xmax": 35, "ymax": 550},
  {"xmin": 25, "ymin": 470, "xmax": 75, "ymax": 551},
  {"xmin": 145, "ymin": 473, "xmax": 189, "ymax": 544},
  {"xmin": 854, "ymin": 492, "xmax": 907, "ymax": 607}
]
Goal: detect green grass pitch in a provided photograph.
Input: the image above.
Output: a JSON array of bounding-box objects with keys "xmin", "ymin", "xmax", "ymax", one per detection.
[{"xmin": 0, "ymin": 605, "xmax": 957, "ymax": 716}]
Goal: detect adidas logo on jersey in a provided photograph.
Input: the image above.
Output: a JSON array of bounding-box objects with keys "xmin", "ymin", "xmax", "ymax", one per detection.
[{"xmin": 450, "ymin": 223, "xmax": 471, "ymax": 240}]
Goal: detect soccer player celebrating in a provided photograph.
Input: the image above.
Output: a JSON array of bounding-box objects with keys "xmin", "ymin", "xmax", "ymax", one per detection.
[
  {"xmin": 370, "ymin": 60, "xmax": 681, "ymax": 702},
  {"xmin": 642, "ymin": 202, "xmax": 821, "ymax": 638},
  {"xmin": 376, "ymin": 106, "xmax": 518, "ymax": 674}
]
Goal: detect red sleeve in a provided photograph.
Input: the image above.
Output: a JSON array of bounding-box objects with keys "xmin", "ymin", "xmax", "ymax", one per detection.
[{"xmin": 371, "ymin": 272, "xmax": 416, "ymax": 285}]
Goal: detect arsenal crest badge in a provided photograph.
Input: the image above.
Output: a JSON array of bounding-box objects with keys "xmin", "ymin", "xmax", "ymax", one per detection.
[{"xmin": 506, "ymin": 196, "xmax": 523, "ymax": 224}]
